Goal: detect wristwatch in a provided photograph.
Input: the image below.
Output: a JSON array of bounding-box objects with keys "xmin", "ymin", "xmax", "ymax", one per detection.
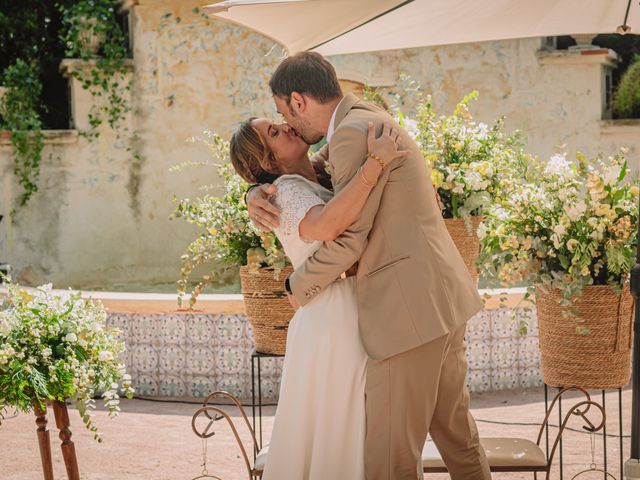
[{"xmin": 284, "ymin": 276, "xmax": 292, "ymax": 295}]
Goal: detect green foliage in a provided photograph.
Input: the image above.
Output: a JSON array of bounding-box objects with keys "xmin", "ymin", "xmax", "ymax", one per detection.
[
  {"xmin": 0, "ymin": 59, "xmax": 45, "ymax": 210},
  {"xmin": 172, "ymin": 132, "xmax": 289, "ymax": 307},
  {"xmin": 60, "ymin": 0, "xmax": 131, "ymax": 139},
  {"xmin": 0, "ymin": 280, "xmax": 134, "ymax": 441},
  {"xmin": 613, "ymin": 55, "xmax": 640, "ymax": 119}
]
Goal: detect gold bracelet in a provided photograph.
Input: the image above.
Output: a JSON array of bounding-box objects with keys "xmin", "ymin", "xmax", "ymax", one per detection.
[
  {"xmin": 359, "ymin": 166, "xmax": 376, "ymax": 188},
  {"xmin": 367, "ymin": 152, "xmax": 386, "ymax": 170}
]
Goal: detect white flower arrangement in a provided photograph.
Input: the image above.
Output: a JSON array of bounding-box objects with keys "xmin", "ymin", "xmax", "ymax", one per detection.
[
  {"xmin": 0, "ymin": 280, "xmax": 134, "ymax": 442},
  {"xmin": 479, "ymin": 148, "xmax": 639, "ymax": 332}
]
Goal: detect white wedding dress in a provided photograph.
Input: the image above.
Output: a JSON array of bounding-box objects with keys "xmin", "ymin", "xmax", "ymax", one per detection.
[{"xmin": 261, "ymin": 174, "xmax": 367, "ymax": 480}]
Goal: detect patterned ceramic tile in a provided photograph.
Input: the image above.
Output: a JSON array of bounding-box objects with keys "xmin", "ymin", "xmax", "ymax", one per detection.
[
  {"xmin": 131, "ymin": 344, "xmax": 159, "ymax": 373},
  {"xmin": 159, "ymin": 376, "xmax": 188, "ymax": 397},
  {"xmin": 519, "ymin": 337, "xmax": 542, "ymax": 367},
  {"xmin": 467, "ymin": 370, "xmax": 491, "ymax": 393},
  {"xmin": 108, "ymin": 306, "xmax": 543, "ymax": 400},
  {"xmin": 158, "ymin": 345, "xmax": 186, "ymax": 373},
  {"xmin": 466, "ymin": 340, "xmax": 491, "ymax": 370},
  {"xmin": 186, "ymin": 346, "xmax": 216, "ymax": 375},
  {"xmin": 186, "ymin": 314, "xmax": 215, "ymax": 344},
  {"xmin": 491, "ymin": 308, "xmax": 520, "ymax": 338},
  {"xmin": 465, "ymin": 310, "xmax": 491, "ymax": 340},
  {"xmin": 491, "ymin": 368, "xmax": 519, "ymax": 391},
  {"xmin": 158, "ymin": 314, "xmax": 186, "ymax": 345},
  {"xmin": 491, "ymin": 338, "xmax": 518, "ymax": 369}
]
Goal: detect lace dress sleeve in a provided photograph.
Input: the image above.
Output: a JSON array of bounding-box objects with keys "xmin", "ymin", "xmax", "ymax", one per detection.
[{"xmin": 274, "ymin": 177, "xmax": 326, "ymax": 240}]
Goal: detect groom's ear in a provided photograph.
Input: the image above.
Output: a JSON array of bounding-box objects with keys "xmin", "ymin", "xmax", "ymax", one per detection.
[{"xmin": 289, "ymin": 91, "xmax": 307, "ymax": 115}]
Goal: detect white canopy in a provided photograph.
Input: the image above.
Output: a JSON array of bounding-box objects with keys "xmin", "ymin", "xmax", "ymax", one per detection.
[
  {"xmin": 203, "ymin": 0, "xmax": 639, "ymax": 55},
  {"xmin": 202, "ymin": 0, "xmax": 407, "ymax": 54}
]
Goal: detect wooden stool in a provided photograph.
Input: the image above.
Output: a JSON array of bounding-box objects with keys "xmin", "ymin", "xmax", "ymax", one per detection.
[{"xmin": 34, "ymin": 400, "xmax": 80, "ymax": 480}]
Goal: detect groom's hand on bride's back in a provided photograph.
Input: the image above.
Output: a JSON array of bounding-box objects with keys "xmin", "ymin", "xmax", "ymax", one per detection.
[{"xmin": 246, "ymin": 184, "xmax": 281, "ymax": 231}]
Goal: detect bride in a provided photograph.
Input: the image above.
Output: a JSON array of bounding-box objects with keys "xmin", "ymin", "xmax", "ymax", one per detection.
[{"xmin": 230, "ymin": 117, "xmax": 407, "ymax": 480}]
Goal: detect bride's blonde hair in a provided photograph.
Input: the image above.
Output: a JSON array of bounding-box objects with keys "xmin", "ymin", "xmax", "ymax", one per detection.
[{"xmin": 230, "ymin": 118, "xmax": 280, "ymax": 184}]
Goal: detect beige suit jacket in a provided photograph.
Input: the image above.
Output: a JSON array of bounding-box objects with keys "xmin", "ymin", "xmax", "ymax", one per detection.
[{"xmin": 289, "ymin": 94, "xmax": 484, "ymax": 360}]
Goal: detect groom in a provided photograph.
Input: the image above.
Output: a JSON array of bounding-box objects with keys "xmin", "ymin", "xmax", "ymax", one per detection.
[{"xmin": 247, "ymin": 52, "xmax": 491, "ymax": 480}]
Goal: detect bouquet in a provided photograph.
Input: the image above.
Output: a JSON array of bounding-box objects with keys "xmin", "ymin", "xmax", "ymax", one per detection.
[{"xmin": 0, "ymin": 280, "xmax": 133, "ymax": 441}]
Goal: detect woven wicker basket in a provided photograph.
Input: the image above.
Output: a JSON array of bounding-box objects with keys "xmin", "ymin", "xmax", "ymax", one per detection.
[
  {"xmin": 444, "ymin": 216, "xmax": 483, "ymax": 284},
  {"xmin": 536, "ymin": 285, "xmax": 634, "ymax": 389},
  {"xmin": 239, "ymin": 265, "xmax": 295, "ymax": 355}
]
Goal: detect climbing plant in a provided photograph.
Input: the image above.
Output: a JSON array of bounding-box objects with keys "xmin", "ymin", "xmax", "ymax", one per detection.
[
  {"xmin": 60, "ymin": 0, "xmax": 131, "ymax": 139},
  {"xmin": 0, "ymin": 59, "xmax": 45, "ymax": 210}
]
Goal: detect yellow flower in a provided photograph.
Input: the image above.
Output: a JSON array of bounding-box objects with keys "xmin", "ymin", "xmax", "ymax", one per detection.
[
  {"xmin": 208, "ymin": 227, "xmax": 217, "ymax": 236},
  {"xmin": 431, "ymin": 170, "xmax": 444, "ymax": 187},
  {"xmin": 593, "ymin": 203, "xmax": 611, "ymax": 217},
  {"xmin": 566, "ymin": 239, "xmax": 579, "ymax": 252},
  {"xmin": 630, "ymin": 186, "xmax": 639, "ymax": 197},
  {"xmin": 581, "ymin": 266, "xmax": 590, "ymax": 276}
]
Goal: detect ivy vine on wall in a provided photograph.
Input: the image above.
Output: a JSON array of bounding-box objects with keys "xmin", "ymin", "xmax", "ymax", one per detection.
[
  {"xmin": 0, "ymin": 60, "xmax": 45, "ymax": 211},
  {"xmin": 60, "ymin": 0, "xmax": 145, "ymax": 218}
]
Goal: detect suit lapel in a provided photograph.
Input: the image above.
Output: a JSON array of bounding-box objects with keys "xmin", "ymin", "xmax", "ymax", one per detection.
[{"xmin": 333, "ymin": 93, "xmax": 361, "ymax": 132}]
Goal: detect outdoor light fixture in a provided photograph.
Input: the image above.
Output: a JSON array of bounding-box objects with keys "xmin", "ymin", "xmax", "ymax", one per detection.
[{"xmin": 617, "ymin": 0, "xmax": 635, "ymax": 34}]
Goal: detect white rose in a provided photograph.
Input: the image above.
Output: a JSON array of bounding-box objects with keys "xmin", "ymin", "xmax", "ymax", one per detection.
[{"xmin": 65, "ymin": 333, "xmax": 78, "ymax": 343}]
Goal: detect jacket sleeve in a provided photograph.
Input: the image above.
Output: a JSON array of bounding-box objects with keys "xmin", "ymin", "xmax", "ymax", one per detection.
[{"xmin": 288, "ymin": 122, "xmax": 393, "ymax": 305}]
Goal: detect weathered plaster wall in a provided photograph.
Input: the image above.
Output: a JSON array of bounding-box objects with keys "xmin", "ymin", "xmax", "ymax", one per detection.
[
  {"xmin": 329, "ymin": 38, "xmax": 640, "ymax": 166},
  {"xmin": 0, "ymin": 0, "xmax": 283, "ymax": 288},
  {"xmin": 1, "ymin": 4, "xmax": 639, "ymax": 289}
]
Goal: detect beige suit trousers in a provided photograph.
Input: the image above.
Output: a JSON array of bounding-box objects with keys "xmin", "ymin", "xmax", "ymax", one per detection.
[{"xmin": 364, "ymin": 324, "xmax": 491, "ymax": 480}]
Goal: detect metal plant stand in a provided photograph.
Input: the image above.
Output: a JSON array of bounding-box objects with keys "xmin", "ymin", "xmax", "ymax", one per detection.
[
  {"xmin": 544, "ymin": 384, "xmax": 624, "ymax": 479},
  {"xmin": 250, "ymin": 350, "xmax": 283, "ymax": 456}
]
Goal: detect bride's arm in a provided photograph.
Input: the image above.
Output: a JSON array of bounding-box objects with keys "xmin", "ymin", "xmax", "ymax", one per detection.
[{"xmin": 299, "ymin": 122, "xmax": 408, "ymax": 242}]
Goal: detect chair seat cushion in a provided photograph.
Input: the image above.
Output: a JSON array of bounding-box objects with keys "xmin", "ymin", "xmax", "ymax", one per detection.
[{"xmin": 423, "ymin": 437, "xmax": 547, "ymax": 470}]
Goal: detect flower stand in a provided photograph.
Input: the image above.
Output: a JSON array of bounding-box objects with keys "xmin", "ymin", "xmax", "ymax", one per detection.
[{"xmin": 34, "ymin": 400, "xmax": 80, "ymax": 480}]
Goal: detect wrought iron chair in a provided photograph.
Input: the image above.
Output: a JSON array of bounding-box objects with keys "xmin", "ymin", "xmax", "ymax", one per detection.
[
  {"xmin": 191, "ymin": 391, "xmax": 267, "ymax": 480},
  {"xmin": 422, "ymin": 386, "xmax": 607, "ymax": 478},
  {"xmin": 193, "ymin": 387, "xmax": 606, "ymax": 479}
]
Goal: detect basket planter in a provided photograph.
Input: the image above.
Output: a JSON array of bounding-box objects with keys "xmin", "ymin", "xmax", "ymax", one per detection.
[
  {"xmin": 536, "ymin": 285, "xmax": 634, "ymax": 389},
  {"xmin": 239, "ymin": 265, "xmax": 295, "ymax": 355},
  {"xmin": 444, "ymin": 216, "xmax": 483, "ymax": 284}
]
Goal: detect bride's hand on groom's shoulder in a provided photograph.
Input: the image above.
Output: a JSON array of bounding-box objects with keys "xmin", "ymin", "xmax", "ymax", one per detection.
[
  {"xmin": 367, "ymin": 122, "xmax": 410, "ymax": 166},
  {"xmin": 247, "ymin": 184, "xmax": 281, "ymax": 232}
]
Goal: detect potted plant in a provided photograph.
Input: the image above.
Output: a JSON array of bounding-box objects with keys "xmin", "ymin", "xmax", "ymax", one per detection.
[
  {"xmin": 479, "ymin": 149, "xmax": 638, "ymax": 389},
  {"xmin": 613, "ymin": 54, "xmax": 640, "ymax": 119},
  {"xmin": 0, "ymin": 279, "xmax": 134, "ymax": 476},
  {"xmin": 411, "ymin": 91, "xmax": 526, "ymax": 283},
  {"xmin": 173, "ymin": 132, "xmax": 293, "ymax": 355}
]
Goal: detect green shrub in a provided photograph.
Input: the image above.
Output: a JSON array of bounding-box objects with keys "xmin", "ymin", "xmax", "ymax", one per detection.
[{"xmin": 613, "ymin": 56, "xmax": 640, "ymax": 119}]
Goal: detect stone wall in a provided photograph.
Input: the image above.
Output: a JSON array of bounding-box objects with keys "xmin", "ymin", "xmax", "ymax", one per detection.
[{"xmin": 1, "ymin": 0, "xmax": 639, "ymax": 289}]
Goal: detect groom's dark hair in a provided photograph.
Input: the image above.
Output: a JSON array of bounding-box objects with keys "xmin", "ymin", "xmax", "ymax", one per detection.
[{"xmin": 269, "ymin": 52, "xmax": 342, "ymax": 104}]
